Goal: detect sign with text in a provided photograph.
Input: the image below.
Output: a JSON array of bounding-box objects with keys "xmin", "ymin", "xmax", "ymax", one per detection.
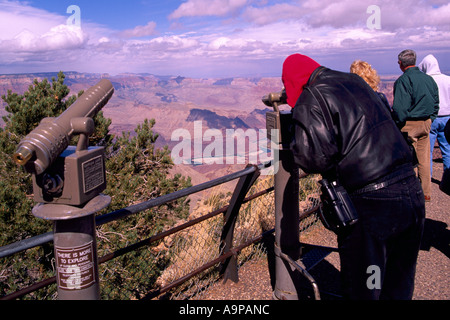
[{"xmin": 55, "ymin": 241, "xmax": 96, "ymax": 290}]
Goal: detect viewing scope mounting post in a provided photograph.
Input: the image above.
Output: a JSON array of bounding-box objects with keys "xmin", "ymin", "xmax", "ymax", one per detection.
[{"xmin": 262, "ymin": 88, "xmax": 302, "ymax": 300}]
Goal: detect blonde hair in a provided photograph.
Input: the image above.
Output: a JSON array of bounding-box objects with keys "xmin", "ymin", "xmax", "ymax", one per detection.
[{"xmin": 350, "ymin": 60, "xmax": 380, "ymax": 91}]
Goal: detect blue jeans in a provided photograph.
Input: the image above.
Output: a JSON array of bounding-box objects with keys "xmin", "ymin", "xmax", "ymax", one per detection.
[
  {"xmin": 337, "ymin": 170, "xmax": 425, "ymax": 300},
  {"xmin": 430, "ymin": 116, "xmax": 450, "ymax": 174}
]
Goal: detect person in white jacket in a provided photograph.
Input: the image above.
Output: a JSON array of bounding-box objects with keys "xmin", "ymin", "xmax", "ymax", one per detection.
[{"xmin": 419, "ymin": 54, "xmax": 450, "ymax": 176}]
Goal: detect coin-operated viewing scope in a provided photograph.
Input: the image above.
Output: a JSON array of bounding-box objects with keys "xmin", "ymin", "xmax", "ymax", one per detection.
[
  {"xmin": 263, "ymin": 89, "xmax": 291, "ymax": 148},
  {"xmin": 14, "ymin": 79, "xmax": 114, "ymax": 206}
]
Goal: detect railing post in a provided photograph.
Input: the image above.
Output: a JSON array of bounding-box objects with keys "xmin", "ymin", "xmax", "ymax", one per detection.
[
  {"xmin": 220, "ymin": 164, "xmax": 260, "ymax": 283},
  {"xmin": 32, "ymin": 194, "xmax": 110, "ymax": 300}
]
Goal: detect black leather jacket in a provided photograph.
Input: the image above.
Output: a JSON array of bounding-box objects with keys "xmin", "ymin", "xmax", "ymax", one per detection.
[{"xmin": 290, "ymin": 67, "xmax": 413, "ymax": 191}]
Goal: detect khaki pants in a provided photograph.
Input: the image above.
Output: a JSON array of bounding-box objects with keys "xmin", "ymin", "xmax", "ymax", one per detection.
[{"xmin": 401, "ymin": 119, "xmax": 432, "ymax": 198}]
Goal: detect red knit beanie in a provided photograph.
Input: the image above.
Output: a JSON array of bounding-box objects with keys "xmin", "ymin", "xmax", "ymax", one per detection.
[{"xmin": 282, "ymin": 54, "xmax": 320, "ymax": 107}]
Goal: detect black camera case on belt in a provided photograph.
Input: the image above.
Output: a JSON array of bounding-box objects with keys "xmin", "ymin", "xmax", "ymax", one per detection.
[{"xmin": 319, "ymin": 178, "xmax": 358, "ymax": 232}]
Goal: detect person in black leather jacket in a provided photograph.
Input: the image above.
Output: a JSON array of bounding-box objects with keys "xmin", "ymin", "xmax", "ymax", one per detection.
[{"xmin": 282, "ymin": 53, "xmax": 426, "ymax": 299}]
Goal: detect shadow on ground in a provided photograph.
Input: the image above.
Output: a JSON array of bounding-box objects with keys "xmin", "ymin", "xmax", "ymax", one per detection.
[{"xmin": 262, "ymin": 233, "xmax": 342, "ymax": 300}]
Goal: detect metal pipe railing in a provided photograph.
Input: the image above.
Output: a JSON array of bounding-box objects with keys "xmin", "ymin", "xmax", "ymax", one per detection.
[
  {"xmin": 0, "ymin": 162, "xmax": 276, "ymax": 300},
  {"xmin": 95, "ymin": 164, "xmax": 259, "ymax": 227},
  {"xmin": 1, "ymin": 185, "xmax": 278, "ymax": 300},
  {"xmin": 0, "ymin": 163, "xmax": 269, "ymax": 259},
  {"xmin": 0, "ymin": 232, "xmax": 53, "ymax": 259},
  {"xmin": 1, "ymin": 157, "xmax": 327, "ymax": 301},
  {"xmin": 279, "ymin": 251, "xmax": 321, "ymax": 300}
]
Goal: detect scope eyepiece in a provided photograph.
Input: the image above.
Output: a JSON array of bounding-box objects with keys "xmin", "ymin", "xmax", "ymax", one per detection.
[{"xmin": 262, "ymin": 89, "xmax": 287, "ymax": 109}]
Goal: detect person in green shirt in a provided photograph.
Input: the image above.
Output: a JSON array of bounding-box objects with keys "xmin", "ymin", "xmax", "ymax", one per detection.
[{"xmin": 393, "ymin": 49, "xmax": 439, "ymax": 201}]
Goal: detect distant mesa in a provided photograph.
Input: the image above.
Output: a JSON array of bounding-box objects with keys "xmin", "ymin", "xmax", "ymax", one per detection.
[
  {"xmin": 156, "ymin": 92, "xmax": 177, "ymax": 103},
  {"xmin": 187, "ymin": 108, "xmax": 249, "ymax": 129},
  {"xmin": 213, "ymin": 78, "xmax": 234, "ymax": 86}
]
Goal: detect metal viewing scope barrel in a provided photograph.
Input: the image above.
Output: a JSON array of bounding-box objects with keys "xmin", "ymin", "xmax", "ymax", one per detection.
[
  {"xmin": 14, "ymin": 79, "xmax": 114, "ymax": 175},
  {"xmin": 262, "ymin": 89, "xmax": 287, "ymax": 112}
]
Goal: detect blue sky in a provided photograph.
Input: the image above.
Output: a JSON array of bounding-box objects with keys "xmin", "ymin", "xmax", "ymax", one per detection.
[
  {"xmin": 29, "ymin": 1, "xmax": 180, "ymax": 31},
  {"xmin": 1, "ymin": 0, "xmax": 449, "ymax": 78}
]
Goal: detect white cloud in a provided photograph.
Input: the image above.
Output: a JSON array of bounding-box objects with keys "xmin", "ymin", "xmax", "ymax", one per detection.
[
  {"xmin": 169, "ymin": 0, "xmax": 248, "ymax": 19},
  {"xmin": 377, "ymin": 1, "xmax": 450, "ymax": 30},
  {"xmin": 0, "ymin": 1, "xmax": 89, "ymax": 53},
  {"xmin": 147, "ymin": 35, "xmax": 200, "ymax": 52},
  {"xmin": 118, "ymin": 22, "xmax": 158, "ymax": 39},
  {"xmin": 242, "ymin": 3, "xmax": 307, "ymax": 26},
  {"xmin": 241, "ymin": 0, "xmax": 450, "ymax": 31},
  {"xmin": 0, "ymin": 0, "xmax": 449, "ymax": 77},
  {"xmin": 0, "ymin": 1, "xmax": 64, "ymax": 39},
  {"xmin": 7, "ymin": 24, "xmax": 87, "ymax": 52},
  {"xmin": 208, "ymin": 37, "xmax": 258, "ymax": 51}
]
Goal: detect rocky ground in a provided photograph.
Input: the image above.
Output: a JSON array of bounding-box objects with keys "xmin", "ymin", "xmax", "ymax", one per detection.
[{"xmin": 201, "ymin": 149, "xmax": 449, "ymax": 300}]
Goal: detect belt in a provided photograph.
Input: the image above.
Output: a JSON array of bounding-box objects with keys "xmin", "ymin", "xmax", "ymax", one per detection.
[{"xmin": 351, "ymin": 170, "xmax": 416, "ymax": 195}]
